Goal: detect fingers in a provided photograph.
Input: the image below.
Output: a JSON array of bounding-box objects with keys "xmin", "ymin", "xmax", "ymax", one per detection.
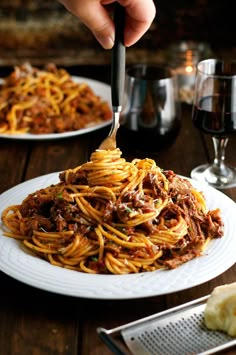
[
  {"xmin": 59, "ymin": 0, "xmax": 156, "ymax": 49},
  {"xmin": 59, "ymin": 0, "xmax": 115, "ymax": 49},
  {"xmin": 120, "ymin": 0, "xmax": 156, "ymax": 47}
]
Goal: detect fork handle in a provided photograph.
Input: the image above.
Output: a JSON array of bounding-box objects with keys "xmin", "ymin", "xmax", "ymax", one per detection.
[{"xmin": 111, "ymin": 3, "xmax": 126, "ymax": 110}]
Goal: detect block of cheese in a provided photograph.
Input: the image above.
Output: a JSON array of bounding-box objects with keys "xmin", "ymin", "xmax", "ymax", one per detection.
[{"xmin": 204, "ymin": 282, "xmax": 236, "ymax": 337}]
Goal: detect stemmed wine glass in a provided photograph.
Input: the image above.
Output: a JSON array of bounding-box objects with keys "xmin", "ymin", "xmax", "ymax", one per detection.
[{"xmin": 191, "ymin": 58, "xmax": 236, "ymax": 189}]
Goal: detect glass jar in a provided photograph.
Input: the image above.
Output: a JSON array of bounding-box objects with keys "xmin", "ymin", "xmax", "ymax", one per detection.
[
  {"xmin": 168, "ymin": 41, "xmax": 212, "ymax": 104},
  {"xmin": 117, "ymin": 64, "xmax": 181, "ymax": 154}
]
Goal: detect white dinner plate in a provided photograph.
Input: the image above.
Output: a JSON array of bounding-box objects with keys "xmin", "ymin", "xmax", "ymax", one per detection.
[
  {"xmin": 0, "ymin": 76, "xmax": 112, "ymax": 140},
  {"xmin": 0, "ymin": 172, "xmax": 235, "ymax": 300}
]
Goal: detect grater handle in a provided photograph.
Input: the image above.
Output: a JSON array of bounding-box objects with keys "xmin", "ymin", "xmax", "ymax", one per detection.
[{"xmin": 97, "ymin": 327, "xmax": 127, "ymax": 355}]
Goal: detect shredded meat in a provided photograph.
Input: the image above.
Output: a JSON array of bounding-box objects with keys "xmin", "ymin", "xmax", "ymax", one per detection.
[
  {"xmin": 59, "ymin": 170, "xmax": 88, "ymax": 185},
  {"xmin": 163, "ymin": 248, "xmax": 201, "ymax": 269},
  {"xmin": 6, "ymin": 154, "xmax": 224, "ymax": 273},
  {"xmin": 202, "ymin": 209, "xmax": 224, "ymax": 238}
]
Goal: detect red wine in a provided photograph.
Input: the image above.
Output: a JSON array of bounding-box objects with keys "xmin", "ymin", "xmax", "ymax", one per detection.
[
  {"xmin": 117, "ymin": 118, "xmax": 181, "ymax": 153},
  {"xmin": 192, "ymin": 95, "xmax": 236, "ymax": 137}
]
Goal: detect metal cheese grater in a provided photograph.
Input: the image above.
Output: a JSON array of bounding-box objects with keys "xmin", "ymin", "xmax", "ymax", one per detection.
[{"xmin": 97, "ymin": 295, "xmax": 236, "ymax": 355}]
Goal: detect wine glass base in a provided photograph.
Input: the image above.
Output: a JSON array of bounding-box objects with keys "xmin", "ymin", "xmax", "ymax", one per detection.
[{"xmin": 191, "ymin": 164, "xmax": 236, "ymax": 189}]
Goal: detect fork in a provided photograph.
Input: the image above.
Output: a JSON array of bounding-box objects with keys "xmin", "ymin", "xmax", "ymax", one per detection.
[{"xmin": 98, "ymin": 3, "xmax": 126, "ymax": 150}]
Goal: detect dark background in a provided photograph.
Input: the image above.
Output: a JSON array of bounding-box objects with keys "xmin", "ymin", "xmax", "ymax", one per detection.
[{"xmin": 0, "ymin": 1, "xmax": 234, "ymax": 65}]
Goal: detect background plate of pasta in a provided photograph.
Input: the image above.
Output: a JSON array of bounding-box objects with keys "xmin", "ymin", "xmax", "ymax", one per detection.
[
  {"xmin": 0, "ymin": 149, "xmax": 236, "ymax": 300},
  {"xmin": 0, "ymin": 63, "xmax": 112, "ymax": 140}
]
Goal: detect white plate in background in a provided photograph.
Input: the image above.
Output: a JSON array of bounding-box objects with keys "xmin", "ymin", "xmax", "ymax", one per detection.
[{"xmin": 0, "ymin": 76, "xmax": 112, "ymax": 140}]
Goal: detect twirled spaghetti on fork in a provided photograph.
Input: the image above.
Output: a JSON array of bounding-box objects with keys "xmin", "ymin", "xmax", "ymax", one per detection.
[{"xmin": 1, "ymin": 149, "xmax": 224, "ymax": 274}]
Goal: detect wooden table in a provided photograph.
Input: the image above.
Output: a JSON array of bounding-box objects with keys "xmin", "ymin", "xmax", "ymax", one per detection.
[{"xmin": 0, "ymin": 65, "xmax": 235, "ymax": 355}]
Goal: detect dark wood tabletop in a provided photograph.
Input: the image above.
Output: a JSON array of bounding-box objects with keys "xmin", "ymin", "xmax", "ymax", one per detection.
[{"xmin": 0, "ymin": 65, "xmax": 235, "ymax": 355}]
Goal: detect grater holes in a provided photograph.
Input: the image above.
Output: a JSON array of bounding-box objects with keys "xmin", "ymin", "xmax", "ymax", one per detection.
[
  {"xmin": 137, "ymin": 330, "xmax": 160, "ymax": 355},
  {"xmin": 132, "ymin": 311, "xmax": 231, "ymax": 355},
  {"xmin": 136, "ymin": 325, "xmax": 186, "ymax": 355},
  {"xmin": 200, "ymin": 322, "xmax": 233, "ymax": 347},
  {"xmin": 124, "ymin": 308, "xmax": 235, "ymax": 355}
]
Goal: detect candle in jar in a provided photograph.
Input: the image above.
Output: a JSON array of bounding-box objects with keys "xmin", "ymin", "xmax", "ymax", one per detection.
[
  {"xmin": 177, "ymin": 50, "xmax": 196, "ymax": 89},
  {"xmin": 168, "ymin": 41, "xmax": 212, "ymax": 103}
]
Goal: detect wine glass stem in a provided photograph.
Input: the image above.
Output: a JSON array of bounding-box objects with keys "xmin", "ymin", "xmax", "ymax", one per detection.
[{"xmin": 212, "ymin": 136, "xmax": 229, "ymax": 176}]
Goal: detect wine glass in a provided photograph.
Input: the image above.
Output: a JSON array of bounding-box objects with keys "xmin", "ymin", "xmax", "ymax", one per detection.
[{"xmin": 191, "ymin": 58, "xmax": 236, "ymax": 189}]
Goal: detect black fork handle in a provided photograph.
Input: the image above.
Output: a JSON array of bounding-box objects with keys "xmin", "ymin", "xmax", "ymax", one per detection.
[{"xmin": 111, "ymin": 3, "xmax": 126, "ymax": 109}]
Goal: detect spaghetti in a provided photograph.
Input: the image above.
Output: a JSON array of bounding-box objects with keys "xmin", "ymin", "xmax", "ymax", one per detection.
[
  {"xmin": 0, "ymin": 63, "xmax": 112, "ymax": 134},
  {"xmin": 1, "ymin": 149, "xmax": 224, "ymax": 274}
]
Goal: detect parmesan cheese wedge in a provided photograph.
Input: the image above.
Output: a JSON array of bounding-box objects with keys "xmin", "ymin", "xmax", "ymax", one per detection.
[{"xmin": 204, "ymin": 282, "xmax": 236, "ymax": 337}]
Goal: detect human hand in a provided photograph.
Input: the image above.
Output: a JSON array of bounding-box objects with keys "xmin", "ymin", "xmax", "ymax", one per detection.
[{"xmin": 59, "ymin": 0, "xmax": 156, "ymax": 49}]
